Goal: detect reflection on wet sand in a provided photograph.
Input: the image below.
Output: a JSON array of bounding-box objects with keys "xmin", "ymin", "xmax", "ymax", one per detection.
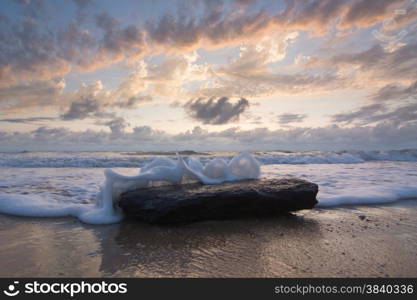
[
  {"xmin": 0, "ymin": 216, "xmax": 102, "ymax": 277},
  {"xmin": 2, "ymin": 202, "xmax": 417, "ymax": 277},
  {"xmin": 0, "ymin": 213, "xmax": 320, "ymax": 277},
  {"xmin": 98, "ymin": 215, "xmax": 320, "ymax": 277}
]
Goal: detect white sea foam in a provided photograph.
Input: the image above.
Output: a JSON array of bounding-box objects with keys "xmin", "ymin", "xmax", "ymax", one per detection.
[
  {"xmin": 262, "ymin": 162, "xmax": 417, "ymax": 207},
  {"xmin": 180, "ymin": 152, "xmax": 260, "ymax": 184},
  {"xmin": 317, "ymin": 186, "xmax": 417, "ymax": 207},
  {"xmin": 0, "ymin": 193, "xmax": 123, "ymax": 224}
]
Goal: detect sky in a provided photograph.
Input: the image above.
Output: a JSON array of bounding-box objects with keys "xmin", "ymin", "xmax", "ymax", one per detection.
[{"xmin": 0, "ymin": 0, "xmax": 416, "ymax": 151}]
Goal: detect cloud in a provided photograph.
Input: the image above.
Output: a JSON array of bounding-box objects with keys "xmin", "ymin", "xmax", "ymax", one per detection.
[
  {"xmin": 0, "ymin": 79, "xmax": 65, "ymax": 112},
  {"xmin": 273, "ymin": 0, "xmax": 408, "ymax": 33},
  {"xmin": 146, "ymin": 0, "xmax": 411, "ymax": 53},
  {"xmin": 332, "ymin": 102, "xmax": 417, "ymax": 126},
  {"xmin": 277, "ymin": 113, "xmax": 307, "ymax": 125},
  {"xmin": 332, "ymin": 76, "xmax": 417, "ymax": 126},
  {"xmin": 193, "ymin": 68, "xmax": 345, "ymax": 98},
  {"xmin": 332, "ymin": 103, "xmax": 387, "ymax": 124},
  {"xmin": 187, "ymin": 30, "xmax": 348, "ymax": 98},
  {"xmin": 370, "ymin": 80, "xmax": 417, "ymax": 102},
  {"xmin": 341, "ymin": 0, "xmax": 405, "ymax": 28},
  {"xmin": 3, "ymin": 1, "xmax": 255, "ymax": 87},
  {"xmin": 0, "ymin": 117, "xmax": 56, "ymax": 124},
  {"xmin": 2, "ymin": 0, "xmax": 417, "ymax": 88},
  {"xmin": 223, "ymin": 31, "xmax": 299, "ymax": 75},
  {"xmin": 61, "ymin": 97, "xmax": 102, "ymax": 120},
  {"xmin": 60, "ymin": 75, "xmax": 152, "ymax": 120},
  {"xmin": 2, "ymin": 0, "xmax": 417, "ymax": 148},
  {"xmin": 145, "ymin": 1, "xmax": 271, "ymax": 51},
  {"xmin": 0, "ymin": 58, "xmax": 153, "ymax": 117},
  {"xmin": 60, "ymin": 80, "xmax": 106, "ymax": 120},
  {"xmin": 0, "ymin": 16, "xmax": 72, "ymax": 88},
  {"xmin": 141, "ymin": 53, "xmax": 210, "ymax": 98},
  {"xmin": 2, "ymin": 121, "xmax": 417, "ymax": 151},
  {"xmin": 184, "ymin": 97, "xmax": 250, "ymax": 124},
  {"xmin": 96, "ymin": 116, "xmax": 130, "ymax": 135},
  {"xmin": 306, "ymin": 43, "xmax": 417, "ymax": 85},
  {"xmin": 0, "ymin": 8, "xmax": 145, "ymax": 87},
  {"xmin": 72, "ymin": 0, "xmax": 93, "ymax": 10},
  {"xmin": 83, "ymin": 13, "xmax": 146, "ymax": 69},
  {"xmin": 234, "ymin": 0, "xmax": 258, "ymax": 7}
]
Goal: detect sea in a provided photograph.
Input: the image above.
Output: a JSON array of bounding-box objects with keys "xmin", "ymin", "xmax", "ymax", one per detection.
[{"xmin": 0, "ymin": 149, "xmax": 417, "ymax": 224}]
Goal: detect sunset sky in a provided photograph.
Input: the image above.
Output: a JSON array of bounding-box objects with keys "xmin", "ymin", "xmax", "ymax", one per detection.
[{"xmin": 0, "ymin": 0, "xmax": 416, "ymax": 151}]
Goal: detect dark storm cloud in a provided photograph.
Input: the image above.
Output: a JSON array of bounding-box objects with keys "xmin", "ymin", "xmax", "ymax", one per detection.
[
  {"xmin": 277, "ymin": 113, "xmax": 306, "ymax": 125},
  {"xmin": 184, "ymin": 97, "xmax": 250, "ymax": 125}
]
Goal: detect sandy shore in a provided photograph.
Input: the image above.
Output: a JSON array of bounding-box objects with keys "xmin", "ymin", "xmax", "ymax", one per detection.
[{"xmin": 1, "ymin": 200, "xmax": 416, "ymax": 277}]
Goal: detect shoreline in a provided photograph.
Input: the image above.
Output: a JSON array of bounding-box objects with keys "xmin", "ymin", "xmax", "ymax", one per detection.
[{"xmin": 1, "ymin": 200, "xmax": 417, "ymax": 277}]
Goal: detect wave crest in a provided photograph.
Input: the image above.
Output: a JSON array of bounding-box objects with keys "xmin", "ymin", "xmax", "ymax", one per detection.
[{"xmin": 1, "ymin": 149, "xmax": 417, "ymax": 168}]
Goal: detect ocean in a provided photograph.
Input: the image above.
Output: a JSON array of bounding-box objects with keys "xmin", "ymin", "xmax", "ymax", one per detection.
[
  {"xmin": 1, "ymin": 150, "xmax": 417, "ymax": 277},
  {"xmin": 0, "ymin": 150, "xmax": 417, "ymax": 224}
]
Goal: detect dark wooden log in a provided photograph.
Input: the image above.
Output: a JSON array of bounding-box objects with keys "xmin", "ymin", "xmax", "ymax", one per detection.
[{"xmin": 118, "ymin": 178, "xmax": 318, "ymax": 223}]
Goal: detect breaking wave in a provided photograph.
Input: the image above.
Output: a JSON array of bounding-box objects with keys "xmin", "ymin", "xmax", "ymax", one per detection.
[
  {"xmin": 257, "ymin": 149, "xmax": 417, "ymax": 164},
  {"xmin": 1, "ymin": 149, "xmax": 417, "ymax": 168}
]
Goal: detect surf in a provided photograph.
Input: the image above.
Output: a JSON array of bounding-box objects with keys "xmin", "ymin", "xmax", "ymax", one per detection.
[{"xmin": 0, "ymin": 152, "xmax": 261, "ymax": 224}]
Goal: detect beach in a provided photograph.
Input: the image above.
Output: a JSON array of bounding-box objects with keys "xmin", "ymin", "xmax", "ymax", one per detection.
[
  {"xmin": 1, "ymin": 151, "xmax": 417, "ymax": 277},
  {"xmin": 1, "ymin": 0, "xmax": 417, "ymax": 286},
  {"xmin": 1, "ymin": 200, "xmax": 417, "ymax": 277}
]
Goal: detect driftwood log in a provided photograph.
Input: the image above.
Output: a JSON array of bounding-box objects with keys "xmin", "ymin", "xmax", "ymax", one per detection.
[{"xmin": 118, "ymin": 178, "xmax": 318, "ymax": 223}]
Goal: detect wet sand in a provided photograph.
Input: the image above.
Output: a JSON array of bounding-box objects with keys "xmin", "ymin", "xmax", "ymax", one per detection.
[{"xmin": 1, "ymin": 200, "xmax": 417, "ymax": 277}]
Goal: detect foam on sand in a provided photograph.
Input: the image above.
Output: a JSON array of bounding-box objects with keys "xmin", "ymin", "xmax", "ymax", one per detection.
[{"xmin": 317, "ymin": 185, "xmax": 417, "ymax": 207}]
